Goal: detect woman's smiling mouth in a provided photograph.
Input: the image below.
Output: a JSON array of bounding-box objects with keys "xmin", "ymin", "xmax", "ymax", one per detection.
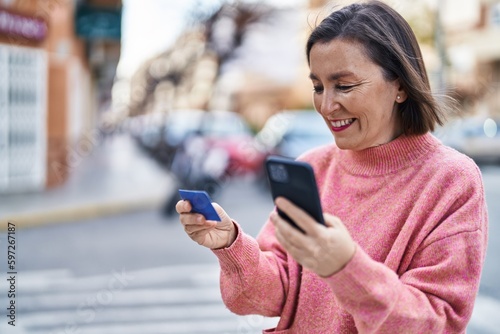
[{"xmin": 330, "ymin": 118, "xmax": 356, "ymax": 132}]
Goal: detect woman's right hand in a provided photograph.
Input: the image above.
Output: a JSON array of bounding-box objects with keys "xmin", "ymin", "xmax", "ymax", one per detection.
[{"xmin": 176, "ymin": 200, "xmax": 237, "ymax": 249}]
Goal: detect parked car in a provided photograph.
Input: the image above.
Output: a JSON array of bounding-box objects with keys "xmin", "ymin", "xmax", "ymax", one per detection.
[
  {"xmin": 157, "ymin": 109, "xmax": 207, "ymax": 165},
  {"xmin": 434, "ymin": 116, "xmax": 500, "ymax": 163},
  {"xmin": 161, "ymin": 110, "xmax": 266, "ymax": 215},
  {"xmin": 129, "ymin": 109, "xmax": 263, "ymax": 171},
  {"xmin": 127, "ymin": 112, "xmax": 166, "ymax": 154},
  {"xmin": 201, "ymin": 111, "xmax": 265, "ymax": 176},
  {"xmin": 255, "ymin": 110, "xmax": 334, "ymax": 159},
  {"xmin": 170, "ymin": 109, "xmax": 265, "ymax": 176}
]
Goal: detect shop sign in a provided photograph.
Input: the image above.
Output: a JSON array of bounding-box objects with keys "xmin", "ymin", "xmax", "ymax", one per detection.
[
  {"xmin": 75, "ymin": 4, "xmax": 121, "ymax": 40},
  {"xmin": 0, "ymin": 7, "xmax": 47, "ymax": 42}
]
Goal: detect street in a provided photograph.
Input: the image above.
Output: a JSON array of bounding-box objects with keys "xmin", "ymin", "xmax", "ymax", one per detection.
[
  {"xmin": 0, "ymin": 0, "xmax": 498, "ymax": 333},
  {"xmin": 1, "ymin": 165, "xmax": 500, "ymax": 334}
]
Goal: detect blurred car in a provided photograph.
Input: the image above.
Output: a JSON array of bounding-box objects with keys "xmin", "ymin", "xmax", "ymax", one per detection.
[
  {"xmin": 159, "ymin": 109, "xmax": 265, "ymax": 176},
  {"xmin": 163, "ymin": 109, "xmax": 206, "ymax": 148},
  {"xmin": 156, "ymin": 109, "xmax": 206, "ymax": 165},
  {"xmin": 434, "ymin": 116, "xmax": 500, "ymax": 163},
  {"xmin": 161, "ymin": 110, "xmax": 265, "ymax": 214},
  {"xmin": 255, "ymin": 110, "xmax": 334, "ymax": 159},
  {"xmin": 127, "ymin": 112, "xmax": 166, "ymax": 153},
  {"xmin": 129, "ymin": 109, "xmax": 262, "ymax": 171},
  {"xmin": 197, "ymin": 110, "xmax": 266, "ymax": 176}
]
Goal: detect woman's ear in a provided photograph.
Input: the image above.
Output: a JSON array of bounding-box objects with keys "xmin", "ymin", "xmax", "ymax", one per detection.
[{"xmin": 395, "ymin": 80, "xmax": 407, "ymax": 103}]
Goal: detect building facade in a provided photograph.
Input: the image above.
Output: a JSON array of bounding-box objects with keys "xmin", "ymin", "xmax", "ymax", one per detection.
[
  {"xmin": 0, "ymin": 0, "xmax": 121, "ymax": 193},
  {"xmin": 446, "ymin": 0, "xmax": 500, "ymax": 117}
]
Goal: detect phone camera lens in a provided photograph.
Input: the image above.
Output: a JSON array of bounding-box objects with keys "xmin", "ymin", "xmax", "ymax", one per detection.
[{"xmin": 269, "ymin": 163, "xmax": 288, "ymax": 183}]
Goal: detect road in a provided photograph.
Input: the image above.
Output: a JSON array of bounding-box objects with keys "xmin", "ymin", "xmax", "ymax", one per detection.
[{"xmin": 1, "ymin": 165, "xmax": 499, "ymax": 334}]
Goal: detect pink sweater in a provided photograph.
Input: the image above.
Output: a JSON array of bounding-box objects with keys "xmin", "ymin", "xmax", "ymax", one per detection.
[{"xmin": 213, "ymin": 133, "xmax": 488, "ymax": 333}]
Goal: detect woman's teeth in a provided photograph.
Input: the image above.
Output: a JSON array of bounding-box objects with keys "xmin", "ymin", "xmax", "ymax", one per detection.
[{"xmin": 332, "ymin": 118, "xmax": 355, "ymax": 128}]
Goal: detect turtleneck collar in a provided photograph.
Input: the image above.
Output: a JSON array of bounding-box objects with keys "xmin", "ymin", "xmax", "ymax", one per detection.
[{"xmin": 338, "ymin": 132, "xmax": 440, "ymax": 176}]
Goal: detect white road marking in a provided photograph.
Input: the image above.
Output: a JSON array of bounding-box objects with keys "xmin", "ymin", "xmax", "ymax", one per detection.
[
  {"xmin": 22, "ymin": 266, "xmax": 500, "ymax": 333},
  {"xmin": 24, "ymin": 318, "xmax": 278, "ymax": 334},
  {"xmin": 15, "ymin": 263, "xmax": 220, "ymax": 293},
  {"xmin": 16, "ymin": 287, "xmax": 224, "ymax": 311},
  {"xmin": 17, "ymin": 304, "xmax": 234, "ymax": 327}
]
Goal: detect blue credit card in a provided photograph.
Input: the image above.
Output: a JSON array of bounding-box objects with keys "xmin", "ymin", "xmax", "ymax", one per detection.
[{"xmin": 178, "ymin": 189, "xmax": 221, "ymax": 221}]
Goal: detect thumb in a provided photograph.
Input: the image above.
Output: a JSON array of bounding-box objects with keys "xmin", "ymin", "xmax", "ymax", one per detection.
[
  {"xmin": 212, "ymin": 203, "xmax": 232, "ymax": 224},
  {"xmin": 323, "ymin": 213, "xmax": 344, "ymax": 229}
]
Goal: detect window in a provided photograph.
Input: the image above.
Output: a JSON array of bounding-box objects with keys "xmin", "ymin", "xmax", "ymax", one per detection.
[{"xmin": 0, "ymin": 44, "xmax": 47, "ymax": 193}]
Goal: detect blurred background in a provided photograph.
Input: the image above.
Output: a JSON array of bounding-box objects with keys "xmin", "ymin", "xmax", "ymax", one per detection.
[{"xmin": 0, "ymin": 0, "xmax": 499, "ymax": 333}]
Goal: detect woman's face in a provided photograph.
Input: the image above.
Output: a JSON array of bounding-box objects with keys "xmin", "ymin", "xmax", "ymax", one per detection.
[{"xmin": 309, "ymin": 39, "xmax": 405, "ymax": 151}]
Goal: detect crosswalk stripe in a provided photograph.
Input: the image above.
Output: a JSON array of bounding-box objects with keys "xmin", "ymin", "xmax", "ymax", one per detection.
[
  {"xmin": 15, "ymin": 264, "xmax": 220, "ymax": 293},
  {"xmin": 5, "ymin": 265, "xmax": 498, "ymax": 334},
  {"xmin": 17, "ymin": 304, "xmax": 235, "ymax": 327},
  {"xmin": 0, "ymin": 264, "xmax": 279, "ymax": 333},
  {"xmin": 17, "ymin": 268, "xmax": 74, "ymax": 280},
  {"xmin": 15, "ymin": 287, "xmax": 224, "ymax": 311},
  {"xmin": 25, "ymin": 318, "xmax": 276, "ymax": 334}
]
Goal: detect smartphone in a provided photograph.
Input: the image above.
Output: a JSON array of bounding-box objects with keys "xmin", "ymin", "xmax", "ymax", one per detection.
[
  {"xmin": 178, "ymin": 189, "xmax": 221, "ymax": 221},
  {"xmin": 265, "ymin": 155, "xmax": 325, "ymax": 232}
]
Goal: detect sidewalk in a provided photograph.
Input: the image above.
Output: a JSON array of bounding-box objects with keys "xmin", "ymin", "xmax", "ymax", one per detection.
[{"xmin": 0, "ymin": 134, "xmax": 176, "ymax": 229}]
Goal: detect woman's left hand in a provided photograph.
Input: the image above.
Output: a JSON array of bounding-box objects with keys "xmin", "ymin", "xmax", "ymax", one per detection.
[{"xmin": 271, "ymin": 197, "xmax": 356, "ymax": 278}]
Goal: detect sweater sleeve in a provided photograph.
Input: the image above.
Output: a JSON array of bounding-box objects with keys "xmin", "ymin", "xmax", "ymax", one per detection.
[
  {"xmin": 324, "ymin": 176, "xmax": 488, "ymax": 333},
  {"xmin": 211, "ymin": 218, "xmax": 291, "ymax": 317}
]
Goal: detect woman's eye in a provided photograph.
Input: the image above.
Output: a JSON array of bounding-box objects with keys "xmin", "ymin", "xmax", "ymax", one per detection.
[
  {"xmin": 312, "ymin": 86, "xmax": 324, "ymax": 93},
  {"xmin": 337, "ymin": 85, "xmax": 354, "ymax": 92}
]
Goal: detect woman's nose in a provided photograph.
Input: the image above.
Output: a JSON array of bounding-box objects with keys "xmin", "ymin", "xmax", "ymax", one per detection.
[{"xmin": 319, "ymin": 92, "xmax": 340, "ymax": 116}]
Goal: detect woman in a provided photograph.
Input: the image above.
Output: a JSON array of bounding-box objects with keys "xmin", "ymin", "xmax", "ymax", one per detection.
[{"xmin": 177, "ymin": 1, "xmax": 488, "ymax": 333}]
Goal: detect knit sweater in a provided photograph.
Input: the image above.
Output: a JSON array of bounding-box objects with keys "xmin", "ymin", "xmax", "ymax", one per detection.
[{"xmin": 212, "ymin": 133, "xmax": 488, "ymax": 333}]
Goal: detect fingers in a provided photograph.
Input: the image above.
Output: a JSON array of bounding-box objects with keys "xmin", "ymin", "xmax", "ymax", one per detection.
[
  {"xmin": 323, "ymin": 213, "xmax": 345, "ymax": 229},
  {"xmin": 179, "ymin": 212, "xmax": 215, "ymax": 227},
  {"xmin": 175, "ymin": 200, "xmax": 192, "ymax": 214},
  {"xmin": 271, "ymin": 211, "xmax": 305, "ymax": 248},
  {"xmin": 274, "ymin": 197, "xmax": 323, "ymax": 236},
  {"xmin": 184, "ymin": 222, "xmax": 214, "ymax": 237},
  {"xmin": 271, "ymin": 210, "xmax": 323, "ymax": 272},
  {"xmin": 177, "ymin": 200, "xmax": 235, "ymax": 249},
  {"xmin": 212, "ymin": 203, "xmax": 231, "ymax": 223},
  {"xmin": 179, "ymin": 212, "xmax": 217, "ymax": 244},
  {"xmin": 272, "ymin": 207, "xmax": 356, "ymax": 277},
  {"xmin": 177, "ymin": 199, "xmax": 217, "ymax": 230}
]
